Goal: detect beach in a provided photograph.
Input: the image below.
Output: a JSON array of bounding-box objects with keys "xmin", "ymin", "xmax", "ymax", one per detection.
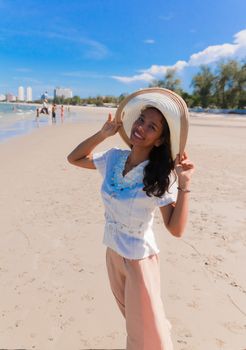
[{"xmin": 0, "ymin": 107, "xmax": 245, "ymax": 350}]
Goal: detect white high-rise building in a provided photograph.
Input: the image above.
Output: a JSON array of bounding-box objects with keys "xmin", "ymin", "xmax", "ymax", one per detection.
[
  {"xmin": 26, "ymin": 86, "xmax": 32, "ymax": 102},
  {"xmin": 54, "ymin": 87, "xmax": 73, "ymax": 99},
  {"xmin": 18, "ymin": 86, "xmax": 25, "ymax": 101}
]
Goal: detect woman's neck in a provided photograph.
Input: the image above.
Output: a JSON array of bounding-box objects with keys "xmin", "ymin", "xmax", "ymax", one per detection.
[{"xmin": 127, "ymin": 146, "xmax": 151, "ymax": 167}]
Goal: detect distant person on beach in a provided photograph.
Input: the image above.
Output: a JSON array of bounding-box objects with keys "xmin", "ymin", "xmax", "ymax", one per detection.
[
  {"xmin": 40, "ymin": 99, "xmax": 49, "ymax": 115},
  {"xmin": 67, "ymin": 88, "xmax": 195, "ymax": 350},
  {"xmin": 35, "ymin": 108, "xmax": 40, "ymax": 127},
  {"xmin": 52, "ymin": 103, "xmax": 56, "ymax": 123},
  {"xmin": 36, "ymin": 108, "xmax": 40, "ymax": 118},
  {"xmin": 60, "ymin": 105, "xmax": 64, "ymax": 122}
]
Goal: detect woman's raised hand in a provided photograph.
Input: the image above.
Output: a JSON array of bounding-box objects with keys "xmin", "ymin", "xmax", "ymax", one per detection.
[
  {"xmin": 174, "ymin": 151, "xmax": 195, "ymax": 188},
  {"xmin": 100, "ymin": 113, "xmax": 122, "ymax": 139}
]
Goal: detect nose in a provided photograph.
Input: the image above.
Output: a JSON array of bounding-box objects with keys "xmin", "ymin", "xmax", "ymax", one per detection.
[
  {"xmin": 141, "ymin": 123, "xmax": 149, "ymax": 134},
  {"xmin": 136, "ymin": 124, "xmax": 145, "ymax": 136}
]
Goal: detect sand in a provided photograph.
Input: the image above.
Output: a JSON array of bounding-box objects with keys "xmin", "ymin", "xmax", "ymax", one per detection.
[{"xmin": 0, "ymin": 108, "xmax": 245, "ymax": 350}]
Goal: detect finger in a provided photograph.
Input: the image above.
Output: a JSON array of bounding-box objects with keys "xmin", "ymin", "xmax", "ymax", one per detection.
[
  {"xmin": 180, "ymin": 151, "xmax": 188, "ymax": 162},
  {"xmin": 114, "ymin": 123, "xmax": 123, "ymax": 132},
  {"xmin": 174, "ymin": 154, "xmax": 180, "ymax": 167},
  {"xmin": 181, "ymin": 163, "xmax": 195, "ymax": 171},
  {"xmin": 114, "ymin": 120, "xmax": 122, "ymax": 127},
  {"xmin": 181, "ymin": 159, "xmax": 194, "ymax": 166},
  {"xmin": 108, "ymin": 113, "xmax": 112, "ymax": 122}
]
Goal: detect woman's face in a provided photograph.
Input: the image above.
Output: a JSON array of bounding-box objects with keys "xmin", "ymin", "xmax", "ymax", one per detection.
[{"xmin": 130, "ymin": 108, "xmax": 164, "ymax": 148}]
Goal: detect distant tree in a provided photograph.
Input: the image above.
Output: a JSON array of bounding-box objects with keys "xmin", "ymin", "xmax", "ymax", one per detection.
[
  {"xmin": 149, "ymin": 69, "xmax": 182, "ymax": 93},
  {"xmin": 236, "ymin": 61, "xmax": 246, "ymax": 108},
  {"xmin": 180, "ymin": 91, "xmax": 196, "ymax": 108},
  {"xmin": 70, "ymin": 96, "xmax": 81, "ymax": 105},
  {"xmin": 53, "ymin": 96, "xmax": 65, "ymax": 105},
  {"xmin": 95, "ymin": 96, "xmax": 104, "ymax": 106},
  {"xmin": 215, "ymin": 60, "xmax": 242, "ymax": 109},
  {"xmin": 118, "ymin": 93, "xmax": 128, "ymax": 104},
  {"xmin": 191, "ymin": 65, "xmax": 216, "ymax": 108}
]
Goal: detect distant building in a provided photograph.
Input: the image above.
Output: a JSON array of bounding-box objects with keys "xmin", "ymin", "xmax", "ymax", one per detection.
[
  {"xmin": 0, "ymin": 94, "xmax": 6, "ymax": 101},
  {"xmin": 54, "ymin": 87, "xmax": 73, "ymax": 99},
  {"xmin": 26, "ymin": 86, "xmax": 32, "ymax": 102},
  {"xmin": 6, "ymin": 93, "xmax": 17, "ymax": 102},
  {"xmin": 18, "ymin": 86, "xmax": 25, "ymax": 101}
]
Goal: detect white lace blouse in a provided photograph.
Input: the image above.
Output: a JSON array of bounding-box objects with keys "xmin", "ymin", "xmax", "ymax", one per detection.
[{"xmin": 93, "ymin": 148, "xmax": 177, "ymax": 259}]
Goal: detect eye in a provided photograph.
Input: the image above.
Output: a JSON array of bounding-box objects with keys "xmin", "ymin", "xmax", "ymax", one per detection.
[{"xmin": 149, "ymin": 124, "xmax": 156, "ymax": 131}]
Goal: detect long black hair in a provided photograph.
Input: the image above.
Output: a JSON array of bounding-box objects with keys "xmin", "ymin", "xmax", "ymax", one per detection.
[{"xmin": 142, "ymin": 107, "xmax": 175, "ymax": 197}]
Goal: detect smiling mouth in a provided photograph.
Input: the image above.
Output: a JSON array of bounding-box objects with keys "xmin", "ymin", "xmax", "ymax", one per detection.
[{"xmin": 132, "ymin": 130, "xmax": 144, "ymax": 140}]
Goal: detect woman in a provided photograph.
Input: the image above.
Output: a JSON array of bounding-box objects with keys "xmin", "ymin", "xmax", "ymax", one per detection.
[{"xmin": 67, "ymin": 88, "xmax": 195, "ymax": 350}]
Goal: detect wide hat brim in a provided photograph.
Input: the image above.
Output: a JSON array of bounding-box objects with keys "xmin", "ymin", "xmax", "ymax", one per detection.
[{"xmin": 115, "ymin": 87, "xmax": 189, "ymax": 160}]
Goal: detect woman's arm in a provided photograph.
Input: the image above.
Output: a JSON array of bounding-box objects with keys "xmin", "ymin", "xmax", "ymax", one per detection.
[
  {"xmin": 67, "ymin": 114, "xmax": 122, "ymax": 169},
  {"xmin": 159, "ymin": 152, "xmax": 195, "ymax": 237}
]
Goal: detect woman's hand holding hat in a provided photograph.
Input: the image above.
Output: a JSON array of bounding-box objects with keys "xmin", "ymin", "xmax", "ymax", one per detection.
[
  {"xmin": 100, "ymin": 113, "xmax": 122, "ymax": 139},
  {"xmin": 174, "ymin": 152, "xmax": 195, "ymax": 191}
]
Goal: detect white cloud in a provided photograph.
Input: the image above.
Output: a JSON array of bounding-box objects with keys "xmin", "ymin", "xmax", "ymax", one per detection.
[
  {"xmin": 189, "ymin": 29, "xmax": 246, "ymax": 66},
  {"xmin": 61, "ymin": 71, "xmax": 106, "ymax": 79},
  {"xmin": 111, "ymin": 73, "xmax": 154, "ymax": 83},
  {"xmin": 144, "ymin": 39, "xmax": 155, "ymax": 44},
  {"xmin": 15, "ymin": 68, "xmax": 32, "ymax": 73},
  {"xmin": 45, "ymin": 31, "xmax": 109, "ymax": 59},
  {"xmin": 0, "ymin": 28, "xmax": 109, "ymax": 60},
  {"xmin": 112, "ymin": 29, "xmax": 246, "ymax": 84},
  {"xmin": 234, "ymin": 29, "xmax": 246, "ymax": 45},
  {"xmin": 142, "ymin": 60, "xmax": 188, "ymax": 75},
  {"xmin": 188, "ymin": 43, "xmax": 236, "ymax": 66},
  {"xmin": 12, "ymin": 77, "xmax": 42, "ymax": 84},
  {"xmin": 113, "ymin": 61, "xmax": 188, "ymax": 83},
  {"xmin": 159, "ymin": 14, "xmax": 174, "ymax": 21},
  {"xmin": 82, "ymin": 38, "xmax": 108, "ymax": 59}
]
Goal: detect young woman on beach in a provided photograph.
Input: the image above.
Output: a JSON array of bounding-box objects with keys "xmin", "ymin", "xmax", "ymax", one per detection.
[{"xmin": 67, "ymin": 88, "xmax": 195, "ymax": 350}]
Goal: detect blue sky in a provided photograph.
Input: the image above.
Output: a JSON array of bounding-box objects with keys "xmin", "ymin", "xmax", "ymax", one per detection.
[{"xmin": 0, "ymin": 0, "xmax": 246, "ymax": 99}]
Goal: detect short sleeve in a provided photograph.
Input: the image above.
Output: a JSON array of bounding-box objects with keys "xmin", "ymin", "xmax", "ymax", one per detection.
[
  {"xmin": 92, "ymin": 148, "xmax": 115, "ymax": 177},
  {"xmin": 155, "ymin": 178, "xmax": 178, "ymax": 207}
]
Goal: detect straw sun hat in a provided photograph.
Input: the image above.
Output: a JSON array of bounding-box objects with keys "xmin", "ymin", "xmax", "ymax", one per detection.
[{"xmin": 115, "ymin": 87, "xmax": 189, "ymax": 160}]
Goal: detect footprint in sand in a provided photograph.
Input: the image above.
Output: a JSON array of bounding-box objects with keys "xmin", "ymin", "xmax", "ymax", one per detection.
[
  {"xmin": 187, "ymin": 300, "xmax": 200, "ymax": 309},
  {"xmin": 177, "ymin": 327, "xmax": 192, "ymax": 340},
  {"xmin": 81, "ymin": 293, "xmax": 95, "ymax": 302},
  {"xmin": 85, "ymin": 306, "xmax": 94, "ymax": 314},
  {"xmin": 177, "ymin": 339, "xmax": 187, "ymax": 344},
  {"xmin": 223, "ymin": 321, "xmax": 245, "ymax": 334},
  {"xmin": 169, "ymin": 294, "xmax": 181, "ymax": 301},
  {"xmin": 215, "ymin": 338, "xmax": 226, "ymax": 348}
]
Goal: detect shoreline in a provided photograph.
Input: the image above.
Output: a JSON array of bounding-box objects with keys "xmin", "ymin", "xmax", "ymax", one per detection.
[{"xmin": 0, "ymin": 105, "xmax": 245, "ymax": 145}]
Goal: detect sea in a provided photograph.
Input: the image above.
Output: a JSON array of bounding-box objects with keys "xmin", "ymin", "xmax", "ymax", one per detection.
[
  {"xmin": 0, "ymin": 103, "xmax": 42, "ymax": 142},
  {"xmin": 0, "ymin": 103, "xmax": 79, "ymax": 143},
  {"xmin": 0, "ymin": 102, "xmax": 245, "ymax": 143}
]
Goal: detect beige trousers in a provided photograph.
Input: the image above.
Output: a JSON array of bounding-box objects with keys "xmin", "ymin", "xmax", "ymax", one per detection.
[{"xmin": 106, "ymin": 247, "xmax": 174, "ymax": 350}]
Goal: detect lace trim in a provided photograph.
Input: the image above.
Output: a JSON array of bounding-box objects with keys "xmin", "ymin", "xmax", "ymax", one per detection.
[{"xmin": 110, "ymin": 151, "xmax": 148, "ymax": 191}]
